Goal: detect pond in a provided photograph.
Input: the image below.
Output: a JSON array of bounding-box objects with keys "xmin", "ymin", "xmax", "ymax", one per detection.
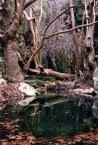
[{"xmin": 0, "ymin": 75, "xmax": 98, "ymax": 144}]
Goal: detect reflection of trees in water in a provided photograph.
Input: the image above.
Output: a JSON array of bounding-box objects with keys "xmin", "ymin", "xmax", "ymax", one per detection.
[{"xmin": 92, "ymin": 100, "xmax": 98, "ymax": 118}]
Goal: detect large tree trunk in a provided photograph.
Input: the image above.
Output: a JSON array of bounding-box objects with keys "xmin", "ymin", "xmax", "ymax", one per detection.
[
  {"xmin": 85, "ymin": 0, "xmax": 96, "ymax": 75},
  {"xmin": 0, "ymin": 0, "xmax": 24, "ymax": 83},
  {"xmin": 4, "ymin": 40, "xmax": 24, "ymax": 82}
]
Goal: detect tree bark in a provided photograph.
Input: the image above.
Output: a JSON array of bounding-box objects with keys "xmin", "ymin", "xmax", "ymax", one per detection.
[
  {"xmin": 85, "ymin": 0, "xmax": 96, "ymax": 75},
  {"xmin": 29, "ymin": 68, "xmax": 75, "ymax": 80},
  {"xmin": 0, "ymin": 0, "xmax": 24, "ymax": 82},
  {"xmin": 4, "ymin": 40, "xmax": 24, "ymax": 82},
  {"xmin": 70, "ymin": 0, "xmax": 80, "ymax": 76}
]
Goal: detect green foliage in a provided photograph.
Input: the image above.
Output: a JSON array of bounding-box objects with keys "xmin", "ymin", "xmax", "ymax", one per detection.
[
  {"xmin": 25, "ymin": 76, "xmax": 45, "ymax": 88},
  {"xmin": 74, "ymin": 0, "xmax": 84, "ymax": 25},
  {"xmin": 55, "ymin": 51, "xmax": 75, "ymax": 73},
  {"xmin": 10, "ymin": 1, "xmax": 15, "ymax": 16},
  {"xmin": 18, "ymin": 19, "xmax": 27, "ymax": 34}
]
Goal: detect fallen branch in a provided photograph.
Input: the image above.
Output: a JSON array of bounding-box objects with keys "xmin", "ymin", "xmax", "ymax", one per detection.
[{"xmin": 29, "ymin": 68, "xmax": 75, "ymax": 80}]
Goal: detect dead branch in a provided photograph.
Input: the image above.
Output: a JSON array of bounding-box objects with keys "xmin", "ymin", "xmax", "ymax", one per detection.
[{"xmin": 29, "ymin": 68, "xmax": 75, "ymax": 80}]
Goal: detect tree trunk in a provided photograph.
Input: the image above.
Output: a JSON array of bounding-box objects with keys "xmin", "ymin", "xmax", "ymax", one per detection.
[
  {"xmin": 0, "ymin": 0, "xmax": 24, "ymax": 82},
  {"xmin": 4, "ymin": 40, "xmax": 24, "ymax": 82},
  {"xmin": 85, "ymin": 0, "xmax": 96, "ymax": 75},
  {"xmin": 70, "ymin": 0, "xmax": 80, "ymax": 76}
]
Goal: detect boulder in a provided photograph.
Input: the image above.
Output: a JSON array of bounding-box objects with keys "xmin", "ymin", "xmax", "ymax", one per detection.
[
  {"xmin": 18, "ymin": 82, "xmax": 37, "ymax": 97},
  {"xmin": 93, "ymin": 67, "xmax": 98, "ymax": 90}
]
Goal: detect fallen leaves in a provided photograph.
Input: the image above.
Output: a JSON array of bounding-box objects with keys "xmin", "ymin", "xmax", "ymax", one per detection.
[{"xmin": 0, "ymin": 83, "xmax": 24, "ymax": 110}]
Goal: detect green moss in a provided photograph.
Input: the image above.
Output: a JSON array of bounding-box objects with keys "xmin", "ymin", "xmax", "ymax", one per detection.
[
  {"xmin": 36, "ymin": 94, "xmax": 60, "ymax": 102},
  {"xmin": 32, "ymin": 80, "xmax": 45, "ymax": 86},
  {"xmin": 25, "ymin": 78, "xmax": 45, "ymax": 88}
]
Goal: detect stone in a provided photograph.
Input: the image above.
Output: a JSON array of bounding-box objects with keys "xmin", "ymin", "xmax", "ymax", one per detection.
[
  {"xmin": 18, "ymin": 82, "xmax": 37, "ymax": 96},
  {"xmin": 18, "ymin": 96, "xmax": 36, "ymax": 106},
  {"xmin": 93, "ymin": 67, "xmax": 98, "ymax": 90}
]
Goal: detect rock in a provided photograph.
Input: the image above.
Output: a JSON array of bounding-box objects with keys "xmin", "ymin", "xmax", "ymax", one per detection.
[
  {"xmin": 0, "ymin": 78, "xmax": 7, "ymax": 85},
  {"xmin": 70, "ymin": 88, "xmax": 95, "ymax": 95},
  {"xmin": 93, "ymin": 67, "xmax": 98, "ymax": 90},
  {"xmin": 18, "ymin": 82, "xmax": 37, "ymax": 96},
  {"xmin": 56, "ymin": 81, "xmax": 70, "ymax": 95},
  {"xmin": 18, "ymin": 96, "xmax": 36, "ymax": 106}
]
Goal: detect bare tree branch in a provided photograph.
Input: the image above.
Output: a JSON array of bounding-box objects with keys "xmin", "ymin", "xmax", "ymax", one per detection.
[
  {"xmin": 24, "ymin": 10, "xmax": 35, "ymax": 21},
  {"xmin": 25, "ymin": 5, "xmax": 75, "ymax": 71},
  {"xmin": 17, "ymin": 2, "xmax": 35, "ymax": 21},
  {"xmin": 44, "ymin": 21, "xmax": 98, "ymax": 39},
  {"xmin": 24, "ymin": 0, "xmax": 36, "ymax": 9},
  {"xmin": 43, "ymin": 5, "xmax": 75, "ymax": 36},
  {"xmin": 25, "ymin": 21, "xmax": 98, "ymax": 71}
]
